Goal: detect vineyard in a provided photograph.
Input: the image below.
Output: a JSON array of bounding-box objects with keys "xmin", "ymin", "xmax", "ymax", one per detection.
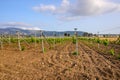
[{"xmin": 0, "ymin": 34, "xmax": 120, "ymax": 80}]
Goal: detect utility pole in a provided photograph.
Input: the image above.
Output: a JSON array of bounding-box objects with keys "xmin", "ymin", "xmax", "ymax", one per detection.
[{"xmin": 74, "ymin": 28, "xmax": 78, "ymax": 55}]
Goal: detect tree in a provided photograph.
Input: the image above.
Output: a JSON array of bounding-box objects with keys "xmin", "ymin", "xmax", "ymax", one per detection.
[
  {"xmin": 83, "ymin": 32, "xmax": 89, "ymax": 37},
  {"xmin": 68, "ymin": 34, "xmax": 70, "ymax": 36}
]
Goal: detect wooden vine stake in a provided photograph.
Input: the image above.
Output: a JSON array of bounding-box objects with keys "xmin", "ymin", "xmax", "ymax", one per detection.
[
  {"xmin": 40, "ymin": 30, "xmax": 44, "ymax": 53},
  {"xmin": 34, "ymin": 31, "xmax": 37, "ymax": 48},
  {"xmin": 59, "ymin": 32, "xmax": 62, "ymax": 44},
  {"xmin": 53, "ymin": 32, "xmax": 56, "ymax": 49},
  {"xmin": 0, "ymin": 34, "xmax": 3, "ymax": 50},
  {"xmin": 16, "ymin": 31, "xmax": 21, "ymax": 51},
  {"xmin": 74, "ymin": 28, "xmax": 78, "ymax": 55},
  {"xmin": 97, "ymin": 32, "xmax": 100, "ymax": 49},
  {"xmin": 9, "ymin": 33, "xmax": 11, "ymax": 45}
]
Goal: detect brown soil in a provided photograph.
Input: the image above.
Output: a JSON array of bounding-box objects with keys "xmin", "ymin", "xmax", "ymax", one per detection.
[{"xmin": 0, "ymin": 42, "xmax": 120, "ymax": 80}]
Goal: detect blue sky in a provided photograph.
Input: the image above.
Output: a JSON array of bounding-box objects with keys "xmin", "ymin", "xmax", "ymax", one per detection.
[{"xmin": 0, "ymin": 0, "xmax": 120, "ymax": 34}]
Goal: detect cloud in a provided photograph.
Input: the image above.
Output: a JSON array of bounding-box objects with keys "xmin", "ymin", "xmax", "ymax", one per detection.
[
  {"xmin": 69, "ymin": 0, "xmax": 120, "ymax": 16},
  {"xmin": 0, "ymin": 22, "xmax": 41, "ymax": 30},
  {"xmin": 58, "ymin": 16, "xmax": 80, "ymax": 21},
  {"xmin": 33, "ymin": 0, "xmax": 120, "ymax": 21},
  {"xmin": 0, "ymin": 22, "xmax": 31, "ymax": 27},
  {"xmin": 33, "ymin": 4, "xmax": 56, "ymax": 13},
  {"xmin": 21, "ymin": 27, "xmax": 41, "ymax": 30},
  {"xmin": 33, "ymin": 0, "xmax": 70, "ymax": 14}
]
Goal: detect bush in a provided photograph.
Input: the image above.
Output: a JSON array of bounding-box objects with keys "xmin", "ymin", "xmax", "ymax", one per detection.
[
  {"xmin": 72, "ymin": 51, "xmax": 78, "ymax": 55},
  {"xmin": 117, "ymin": 53, "xmax": 120, "ymax": 59},
  {"xmin": 109, "ymin": 49, "xmax": 115, "ymax": 56},
  {"xmin": 21, "ymin": 46, "xmax": 25, "ymax": 51},
  {"xmin": 103, "ymin": 39, "xmax": 109, "ymax": 46},
  {"xmin": 96, "ymin": 38, "xmax": 101, "ymax": 44},
  {"xmin": 72, "ymin": 37, "xmax": 76, "ymax": 44},
  {"xmin": 30, "ymin": 37, "xmax": 35, "ymax": 43},
  {"xmin": 11, "ymin": 38, "xmax": 17, "ymax": 43},
  {"xmin": 36, "ymin": 39, "xmax": 40, "ymax": 43},
  {"xmin": 42, "ymin": 48, "xmax": 47, "ymax": 53},
  {"xmin": 44, "ymin": 48, "xmax": 47, "ymax": 52}
]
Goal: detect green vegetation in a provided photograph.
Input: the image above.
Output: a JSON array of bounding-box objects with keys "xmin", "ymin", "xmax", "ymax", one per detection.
[
  {"xmin": 79, "ymin": 37, "xmax": 120, "ymax": 59},
  {"xmin": 30, "ymin": 37, "xmax": 36, "ymax": 43},
  {"xmin": 1, "ymin": 36, "xmax": 120, "ymax": 59},
  {"xmin": 72, "ymin": 37, "xmax": 76, "ymax": 44},
  {"xmin": 21, "ymin": 46, "xmax": 25, "ymax": 51},
  {"xmin": 10, "ymin": 37, "xmax": 17, "ymax": 43},
  {"xmin": 96, "ymin": 38, "xmax": 101, "ymax": 44},
  {"xmin": 43, "ymin": 48, "xmax": 47, "ymax": 53},
  {"xmin": 115, "ymin": 37, "xmax": 120, "ymax": 44},
  {"xmin": 109, "ymin": 49, "xmax": 115, "ymax": 56},
  {"xmin": 103, "ymin": 39, "xmax": 109, "ymax": 46},
  {"xmin": 117, "ymin": 53, "xmax": 120, "ymax": 60},
  {"xmin": 72, "ymin": 51, "xmax": 79, "ymax": 55}
]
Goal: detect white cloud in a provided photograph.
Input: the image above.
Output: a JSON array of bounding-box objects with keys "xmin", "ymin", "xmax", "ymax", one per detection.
[
  {"xmin": 33, "ymin": 0, "xmax": 70, "ymax": 14},
  {"xmin": 33, "ymin": 4, "xmax": 56, "ymax": 13},
  {"xmin": 58, "ymin": 0, "xmax": 70, "ymax": 13},
  {"xmin": 2, "ymin": 22, "xmax": 31, "ymax": 27},
  {"xmin": 21, "ymin": 27, "xmax": 41, "ymax": 30},
  {"xmin": 69, "ymin": 0, "xmax": 120, "ymax": 16},
  {"xmin": 0, "ymin": 22, "xmax": 41, "ymax": 30},
  {"xmin": 58, "ymin": 16, "xmax": 80, "ymax": 21},
  {"xmin": 33, "ymin": 0, "xmax": 120, "ymax": 21}
]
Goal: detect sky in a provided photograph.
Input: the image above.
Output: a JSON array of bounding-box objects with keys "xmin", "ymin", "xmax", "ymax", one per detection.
[{"xmin": 0, "ymin": 0, "xmax": 120, "ymax": 34}]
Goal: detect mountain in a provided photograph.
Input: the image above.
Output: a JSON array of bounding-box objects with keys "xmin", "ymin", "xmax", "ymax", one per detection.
[
  {"xmin": 0, "ymin": 27, "xmax": 85, "ymax": 36},
  {"xmin": 0, "ymin": 27, "xmax": 31, "ymax": 34}
]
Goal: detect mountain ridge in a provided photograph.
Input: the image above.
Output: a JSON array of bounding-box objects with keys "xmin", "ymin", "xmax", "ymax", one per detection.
[{"xmin": 0, "ymin": 27, "xmax": 85, "ymax": 36}]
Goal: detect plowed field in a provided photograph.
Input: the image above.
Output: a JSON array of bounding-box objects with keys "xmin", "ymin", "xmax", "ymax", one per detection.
[{"xmin": 0, "ymin": 41, "xmax": 120, "ymax": 80}]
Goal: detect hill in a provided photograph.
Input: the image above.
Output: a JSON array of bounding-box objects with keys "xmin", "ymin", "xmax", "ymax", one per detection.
[{"xmin": 0, "ymin": 27, "xmax": 85, "ymax": 36}]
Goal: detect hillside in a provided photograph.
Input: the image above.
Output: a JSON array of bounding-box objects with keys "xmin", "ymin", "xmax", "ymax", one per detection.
[{"xmin": 0, "ymin": 27, "xmax": 84, "ymax": 36}]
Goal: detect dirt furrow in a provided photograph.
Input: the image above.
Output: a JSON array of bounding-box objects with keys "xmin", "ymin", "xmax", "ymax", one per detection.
[
  {"xmin": 79, "ymin": 42, "xmax": 120, "ymax": 80},
  {"xmin": 0, "ymin": 40, "xmax": 120, "ymax": 80}
]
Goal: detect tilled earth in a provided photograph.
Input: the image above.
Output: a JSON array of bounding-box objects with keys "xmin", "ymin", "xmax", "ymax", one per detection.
[{"xmin": 0, "ymin": 42, "xmax": 120, "ymax": 80}]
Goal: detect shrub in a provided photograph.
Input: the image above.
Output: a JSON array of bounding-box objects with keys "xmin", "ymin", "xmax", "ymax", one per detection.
[
  {"xmin": 117, "ymin": 53, "xmax": 120, "ymax": 59},
  {"xmin": 96, "ymin": 38, "xmax": 101, "ymax": 44},
  {"xmin": 11, "ymin": 38, "xmax": 17, "ymax": 43},
  {"xmin": 44, "ymin": 48, "xmax": 47, "ymax": 52},
  {"xmin": 21, "ymin": 46, "xmax": 25, "ymax": 51},
  {"xmin": 72, "ymin": 51, "xmax": 78, "ymax": 55},
  {"xmin": 42, "ymin": 48, "xmax": 47, "ymax": 53},
  {"xmin": 103, "ymin": 39, "xmax": 109, "ymax": 46},
  {"xmin": 109, "ymin": 49, "xmax": 115, "ymax": 56},
  {"xmin": 72, "ymin": 37, "xmax": 76, "ymax": 44},
  {"xmin": 36, "ymin": 39, "xmax": 40, "ymax": 43},
  {"xmin": 30, "ymin": 37, "xmax": 35, "ymax": 43}
]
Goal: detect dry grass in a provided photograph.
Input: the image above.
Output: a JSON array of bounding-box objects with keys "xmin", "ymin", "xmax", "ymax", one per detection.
[{"xmin": 99, "ymin": 37, "xmax": 118, "ymax": 41}]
